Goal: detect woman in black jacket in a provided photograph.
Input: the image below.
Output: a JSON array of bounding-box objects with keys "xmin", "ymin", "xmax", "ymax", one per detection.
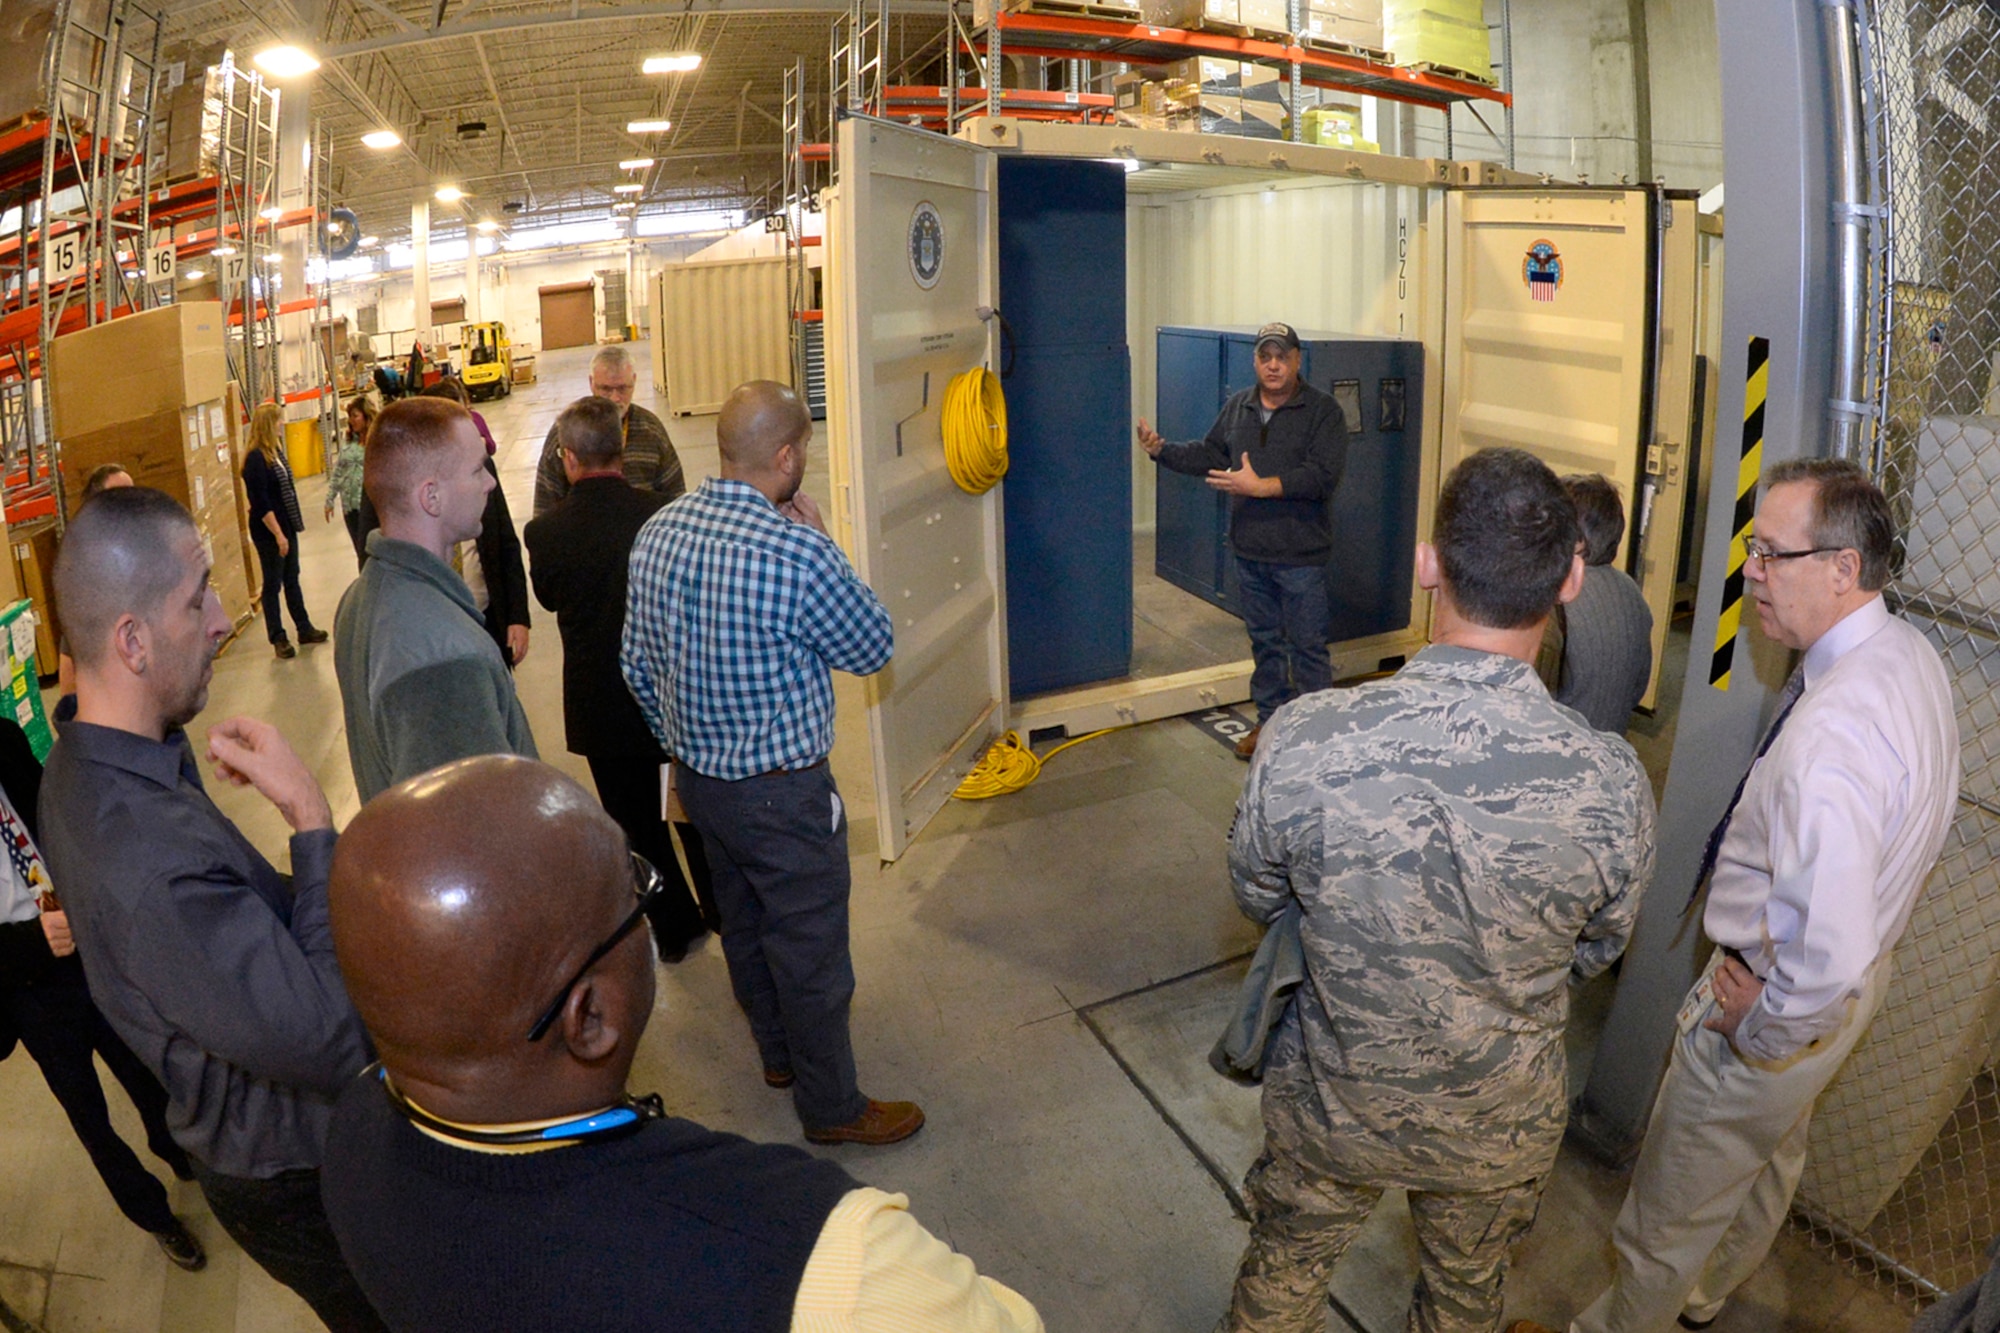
[{"xmin": 241, "ymin": 402, "xmax": 327, "ymax": 659}]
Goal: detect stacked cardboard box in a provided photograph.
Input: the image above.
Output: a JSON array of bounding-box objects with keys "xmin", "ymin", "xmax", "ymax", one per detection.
[
  {"xmin": 161, "ymin": 43, "xmax": 232, "ymax": 183},
  {"xmin": 1384, "ymin": 0, "xmax": 1491, "ymax": 80},
  {"xmin": 1303, "ymin": 103, "xmax": 1379, "ymax": 151},
  {"xmin": 1116, "ymin": 60, "xmax": 1290, "ymax": 138},
  {"xmin": 48, "ymin": 304, "xmax": 255, "ymax": 627},
  {"xmin": 971, "ymin": 0, "xmax": 1138, "ymax": 25},
  {"xmin": 0, "ymin": 0, "xmax": 119, "ymax": 133},
  {"xmin": 1303, "ymin": 0, "xmax": 1383, "ymax": 52},
  {"xmin": 8, "ymin": 523, "xmax": 59, "ymax": 674},
  {"xmin": 223, "ymin": 381, "xmax": 262, "ymax": 608}
]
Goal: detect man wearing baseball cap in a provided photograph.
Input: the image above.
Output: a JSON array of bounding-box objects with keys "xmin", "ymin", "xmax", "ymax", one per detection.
[{"xmin": 1138, "ymin": 322, "xmax": 1348, "ymax": 757}]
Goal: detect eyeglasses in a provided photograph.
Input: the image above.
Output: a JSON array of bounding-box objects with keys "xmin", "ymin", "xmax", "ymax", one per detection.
[
  {"xmin": 1744, "ymin": 539, "xmax": 1841, "ymax": 567},
  {"xmin": 526, "ymin": 852, "xmax": 662, "ymax": 1042}
]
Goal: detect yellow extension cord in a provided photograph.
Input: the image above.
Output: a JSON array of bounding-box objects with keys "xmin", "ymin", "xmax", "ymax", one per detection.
[
  {"xmin": 942, "ymin": 366, "xmax": 1008, "ymax": 495},
  {"xmin": 954, "ymin": 727, "xmax": 1118, "ymax": 800},
  {"xmin": 939, "ymin": 363, "xmax": 1111, "ymax": 796}
]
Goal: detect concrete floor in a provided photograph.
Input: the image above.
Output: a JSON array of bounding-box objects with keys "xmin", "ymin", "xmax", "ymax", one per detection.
[{"xmin": 0, "ymin": 343, "xmax": 1922, "ymax": 1332}]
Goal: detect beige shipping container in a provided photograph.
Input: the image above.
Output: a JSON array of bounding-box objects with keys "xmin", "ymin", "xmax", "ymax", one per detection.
[{"xmin": 650, "ymin": 255, "xmax": 792, "ymax": 417}]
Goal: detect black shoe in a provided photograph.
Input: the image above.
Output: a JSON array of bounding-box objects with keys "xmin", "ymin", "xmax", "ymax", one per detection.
[
  {"xmin": 154, "ymin": 1220, "xmax": 206, "ymax": 1272},
  {"xmin": 273, "ymin": 639, "xmax": 297, "ymax": 660},
  {"xmin": 1678, "ymin": 1316, "xmax": 1717, "ymax": 1330},
  {"xmin": 297, "ymin": 627, "xmax": 329, "ymax": 645}
]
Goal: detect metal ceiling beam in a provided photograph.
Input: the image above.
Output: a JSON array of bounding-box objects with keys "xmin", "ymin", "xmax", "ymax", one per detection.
[
  {"xmin": 471, "ymin": 35, "xmax": 526, "ymax": 169},
  {"xmin": 322, "ymin": 0, "xmax": 930, "ymax": 59}
]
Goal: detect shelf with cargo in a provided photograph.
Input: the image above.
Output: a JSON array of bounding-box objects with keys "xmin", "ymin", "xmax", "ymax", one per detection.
[{"xmin": 882, "ymin": 86, "xmax": 1116, "ymax": 130}]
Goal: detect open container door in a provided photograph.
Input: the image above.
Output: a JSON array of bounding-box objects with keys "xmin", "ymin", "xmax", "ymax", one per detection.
[
  {"xmin": 1440, "ymin": 187, "xmax": 1682, "ymax": 703},
  {"xmin": 824, "ymin": 114, "xmax": 1005, "ymax": 862}
]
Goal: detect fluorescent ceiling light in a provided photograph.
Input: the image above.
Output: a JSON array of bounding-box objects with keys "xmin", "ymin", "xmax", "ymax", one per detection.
[
  {"xmin": 642, "ymin": 54, "xmax": 702, "ymax": 74},
  {"xmin": 358, "ymin": 236, "xmax": 379, "ymax": 248},
  {"xmin": 613, "ymin": 183, "xmax": 644, "ymax": 194},
  {"xmin": 476, "ymin": 219, "xmax": 500, "ymax": 233},
  {"xmin": 182, "ymin": 269, "xmax": 206, "ymax": 281},
  {"xmin": 252, "ymin": 45, "xmax": 320, "ymax": 78},
  {"xmin": 618, "ymin": 157, "xmax": 655, "ymax": 171},
  {"xmin": 361, "ymin": 129, "xmax": 402, "ymax": 150},
  {"xmin": 626, "ymin": 120, "xmax": 672, "ymax": 134},
  {"xmin": 259, "ymin": 205, "xmax": 283, "ymax": 220},
  {"xmin": 212, "ymin": 243, "xmax": 237, "ymax": 256},
  {"xmin": 434, "ymin": 185, "xmax": 465, "ymax": 203},
  {"xmin": 262, "ymin": 253, "xmax": 283, "ymax": 263},
  {"xmin": 611, "ymin": 202, "xmax": 638, "ymax": 210}
]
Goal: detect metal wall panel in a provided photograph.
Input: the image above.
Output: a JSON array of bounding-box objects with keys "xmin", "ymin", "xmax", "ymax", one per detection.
[{"xmin": 652, "ymin": 255, "xmax": 792, "ymax": 416}]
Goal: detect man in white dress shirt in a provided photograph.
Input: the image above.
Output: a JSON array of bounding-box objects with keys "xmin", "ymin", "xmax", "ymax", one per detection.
[{"xmin": 1517, "ymin": 457, "xmax": 1960, "ymax": 1333}]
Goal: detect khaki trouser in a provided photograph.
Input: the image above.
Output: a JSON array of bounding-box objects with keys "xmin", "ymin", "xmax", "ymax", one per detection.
[
  {"xmin": 1569, "ymin": 955, "xmax": 1892, "ymax": 1333},
  {"xmin": 1223, "ymin": 1093, "xmax": 1546, "ymax": 1333}
]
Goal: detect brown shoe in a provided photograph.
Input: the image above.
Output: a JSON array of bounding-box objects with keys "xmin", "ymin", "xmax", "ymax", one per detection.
[
  {"xmin": 1504, "ymin": 1322, "xmax": 1561, "ymax": 1333},
  {"xmin": 763, "ymin": 1067, "xmax": 795, "ymax": 1089},
  {"xmin": 804, "ymin": 1099, "xmax": 925, "ymax": 1146},
  {"xmin": 1234, "ymin": 725, "xmax": 1262, "ymax": 760}
]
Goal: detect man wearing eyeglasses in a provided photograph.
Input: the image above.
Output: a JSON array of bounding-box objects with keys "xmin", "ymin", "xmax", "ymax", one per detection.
[
  {"xmin": 319, "ymin": 756, "xmax": 1043, "ymax": 1332},
  {"xmin": 38, "ymin": 488, "xmax": 384, "ymax": 1329},
  {"xmin": 1518, "ymin": 458, "xmax": 1960, "ymax": 1333}
]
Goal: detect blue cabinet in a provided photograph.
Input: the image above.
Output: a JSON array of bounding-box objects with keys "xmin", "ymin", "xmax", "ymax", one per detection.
[
  {"xmin": 1151, "ymin": 326, "xmax": 1424, "ymax": 646},
  {"xmin": 997, "ymin": 158, "xmax": 1133, "ymax": 697}
]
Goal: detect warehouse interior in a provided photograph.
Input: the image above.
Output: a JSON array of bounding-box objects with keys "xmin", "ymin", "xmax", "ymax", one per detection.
[{"xmin": 3, "ymin": 0, "xmax": 1999, "ymax": 1330}]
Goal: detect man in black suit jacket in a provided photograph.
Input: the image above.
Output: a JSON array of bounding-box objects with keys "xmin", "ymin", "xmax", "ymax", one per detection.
[
  {"xmin": 523, "ymin": 396, "xmax": 716, "ymax": 957},
  {"xmin": 0, "ymin": 718, "xmax": 205, "ymax": 1270}
]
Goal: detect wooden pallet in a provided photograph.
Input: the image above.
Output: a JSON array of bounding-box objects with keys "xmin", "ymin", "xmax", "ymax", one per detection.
[
  {"xmin": 1298, "ymin": 34, "xmax": 1392, "ymax": 64},
  {"xmin": 1410, "ymin": 59, "xmax": 1497, "ymax": 87},
  {"xmin": 1003, "ymin": 0, "xmax": 1143, "ymax": 20},
  {"xmin": 0, "ymin": 110, "xmax": 45, "ymax": 139}
]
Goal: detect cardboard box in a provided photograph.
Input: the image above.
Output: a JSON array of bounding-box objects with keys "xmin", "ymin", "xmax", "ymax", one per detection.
[
  {"xmin": 1305, "ymin": 10, "xmax": 1384, "ymax": 48},
  {"xmin": 161, "ymin": 52, "xmax": 228, "ymax": 182},
  {"xmin": 1312, "ymin": 0, "xmax": 1382, "ymax": 20},
  {"xmin": 224, "ymin": 382, "xmax": 260, "ymax": 608},
  {"xmin": 1140, "ymin": 0, "xmax": 1245, "ymax": 30},
  {"xmin": 1384, "ymin": 0, "xmax": 1491, "ymax": 77},
  {"xmin": 48, "ymin": 303, "xmax": 228, "ymax": 439},
  {"xmin": 9, "ymin": 522, "xmax": 59, "ymax": 676},
  {"xmin": 0, "ymin": 0, "xmax": 117, "ymax": 135},
  {"xmin": 1238, "ymin": 0, "xmax": 1290, "ymax": 33}
]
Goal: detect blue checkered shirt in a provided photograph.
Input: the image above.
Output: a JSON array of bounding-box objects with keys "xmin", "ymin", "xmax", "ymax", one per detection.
[{"xmin": 621, "ymin": 478, "xmax": 893, "ymax": 779}]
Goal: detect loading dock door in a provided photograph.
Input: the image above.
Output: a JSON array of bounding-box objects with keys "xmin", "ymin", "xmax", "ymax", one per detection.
[
  {"xmin": 1441, "ymin": 187, "xmax": 1687, "ymax": 706},
  {"xmin": 539, "ymin": 282, "xmax": 596, "ymax": 349},
  {"xmin": 825, "ymin": 115, "xmax": 1005, "ymax": 861}
]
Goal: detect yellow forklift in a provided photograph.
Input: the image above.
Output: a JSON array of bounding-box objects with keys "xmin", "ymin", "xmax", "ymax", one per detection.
[{"xmin": 460, "ymin": 321, "xmax": 513, "ymax": 401}]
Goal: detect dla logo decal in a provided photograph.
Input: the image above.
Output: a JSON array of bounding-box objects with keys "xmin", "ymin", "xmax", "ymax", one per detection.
[
  {"xmin": 909, "ymin": 201, "xmax": 944, "ymax": 290},
  {"xmin": 1523, "ymin": 239, "xmax": 1563, "ymax": 302}
]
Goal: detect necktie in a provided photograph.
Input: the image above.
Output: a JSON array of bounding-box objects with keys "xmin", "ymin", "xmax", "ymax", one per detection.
[
  {"xmin": 0, "ymin": 790, "xmax": 50, "ymax": 910},
  {"xmin": 1683, "ymin": 669, "xmax": 1806, "ymax": 916}
]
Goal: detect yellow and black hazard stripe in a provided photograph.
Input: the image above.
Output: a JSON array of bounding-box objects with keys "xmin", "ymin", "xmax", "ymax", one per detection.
[{"xmin": 1710, "ymin": 335, "xmax": 1769, "ymax": 690}]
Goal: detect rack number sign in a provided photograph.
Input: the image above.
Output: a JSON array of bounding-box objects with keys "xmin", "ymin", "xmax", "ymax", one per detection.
[
  {"xmin": 147, "ymin": 242, "xmax": 176, "ymax": 284},
  {"xmin": 907, "ymin": 201, "xmax": 944, "ymax": 291},
  {"xmin": 43, "ymin": 230, "xmax": 85, "ymax": 285},
  {"xmin": 220, "ymin": 253, "xmax": 249, "ymax": 286}
]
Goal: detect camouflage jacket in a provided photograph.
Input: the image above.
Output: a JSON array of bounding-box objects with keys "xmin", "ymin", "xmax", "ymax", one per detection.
[{"xmin": 1231, "ymin": 645, "xmax": 1656, "ymax": 1190}]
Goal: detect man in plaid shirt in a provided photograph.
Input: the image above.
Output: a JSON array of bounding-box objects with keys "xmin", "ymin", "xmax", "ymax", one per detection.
[{"xmin": 621, "ymin": 380, "xmax": 922, "ymax": 1147}]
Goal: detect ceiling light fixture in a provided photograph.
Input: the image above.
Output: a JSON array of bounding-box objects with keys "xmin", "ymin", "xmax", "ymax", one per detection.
[
  {"xmin": 614, "ymin": 183, "xmax": 644, "ymax": 194},
  {"xmin": 252, "ymin": 45, "xmax": 320, "ymax": 78},
  {"xmin": 358, "ymin": 236, "xmax": 380, "ymax": 248},
  {"xmin": 434, "ymin": 184, "xmax": 465, "ymax": 203},
  {"xmin": 618, "ymin": 157, "xmax": 655, "ymax": 171},
  {"xmin": 259, "ymin": 205, "xmax": 283, "ymax": 221},
  {"xmin": 262, "ymin": 253, "xmax": 283, "ymax": 264},
  {"xmin": 612, "ymin": 201, "xmax": 638, "ymax": 210},
  {"xmin": 182, "ymin": 268, "xmax": 206, "ymax": 281},
  {"xmin": 626, "ymin": 119, "xmax": 672, "ymax": 134},
  {"xmin": 212, "ymin": 243, "xmax": 237, "ymax": 256},
  {"xmin": 361, "ymin": 129, "xmax": 402, "ymax": 150},
  {"xmin": 476, "ymin": 219, "xmax": 500, "ymax": 233},
  {"xmin": 642, "ymin": 54, "xmax": 702, "ymax": 73}
]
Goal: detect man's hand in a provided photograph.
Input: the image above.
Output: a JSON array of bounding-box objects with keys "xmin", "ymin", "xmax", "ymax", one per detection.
[
  {"xmin": 1703, "ymin": 957, "xmax": 1764, "ymax": 1041},
  {"xmin": 39, "ymin": 909, "xmax": 74, "ymax": 957},
  {"xmin": 1136, "ymin": 418, "xmax": 1165, "ymax": 459},
  {"xmin": 778, "ymin": 489, "xmax": 827, "ymax": 535},
  {"xmin": 275, "ymin": 532, "xmax": 291, "ymax": 557},
  {"xmin": 206, "ymin": 717, "xmax": 334, "ymax": 833},
  {"xmin": 1207, "ymin": 453, "xmax": 1281, "ymax": 498},
  {"xmin": 506, "ymin": 624, "xmax": 531, "ymax": 666}
]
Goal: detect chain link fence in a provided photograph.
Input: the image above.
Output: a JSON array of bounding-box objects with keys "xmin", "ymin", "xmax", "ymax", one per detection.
[{"xmin": 1784, "ymin": 0, "xmax": 2000, "ymax": 1305}]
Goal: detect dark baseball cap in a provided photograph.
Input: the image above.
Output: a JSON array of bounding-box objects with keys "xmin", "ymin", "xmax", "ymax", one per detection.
[{"xmin": 1255, "ymin": 322, "xmax": 1300, "ymax": 352}]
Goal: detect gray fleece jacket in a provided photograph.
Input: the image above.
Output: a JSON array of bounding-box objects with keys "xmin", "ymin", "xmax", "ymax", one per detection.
[{"xmin": 334, "ymin": 532, "xmax": 537, "ymax": 803}]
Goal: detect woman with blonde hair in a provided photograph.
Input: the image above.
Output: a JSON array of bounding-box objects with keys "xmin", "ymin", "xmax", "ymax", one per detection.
[{"xmin": 241, "ymin": 401, "xmax": 327, "ymax": 659}]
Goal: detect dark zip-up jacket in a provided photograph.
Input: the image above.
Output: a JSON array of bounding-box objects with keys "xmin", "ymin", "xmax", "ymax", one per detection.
[{"xmin": 1155, "ymin": 380, "xmax": 1348, "ymax": 566}]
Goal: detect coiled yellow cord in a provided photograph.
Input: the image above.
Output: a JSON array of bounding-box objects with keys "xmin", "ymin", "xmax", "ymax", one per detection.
[
  {"xmin": 942, "ymin": 366, "xmax": 1008, "ymax": 495},
  {"xmin": 953, "ymin": 727, "xmax": 1118, "ymax": 800}
]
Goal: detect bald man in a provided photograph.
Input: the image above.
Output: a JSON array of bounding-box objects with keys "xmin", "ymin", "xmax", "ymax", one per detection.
[
  {"xmin": 40, "ymin": 487, "xmax": 383, "ymax": 1329},
  {"xmin": 622, "ymin": 380, "xmax": 917, "ymax": 1146},
  {"xmin": 334, "ymin": 396, "xmax": 536, "ymax": 804},
  {"xmin": 320, "ymin": 756, "xmax": 1043, "ymax": 1332}
]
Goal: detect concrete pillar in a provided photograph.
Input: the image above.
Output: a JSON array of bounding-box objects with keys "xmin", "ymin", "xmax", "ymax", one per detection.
[
  {"xmin": 275, "ymin": 84, "xmax": 313, "ymax": 410},
  {"xmin": 411, "ymin": 195, "xmax": 431, "ymax": 358}
]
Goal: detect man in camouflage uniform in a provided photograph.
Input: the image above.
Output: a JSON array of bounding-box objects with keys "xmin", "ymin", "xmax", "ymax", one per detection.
[{"xmin": 1221, "ymin": 447, "xmax": 1658, "ymax": 1333}]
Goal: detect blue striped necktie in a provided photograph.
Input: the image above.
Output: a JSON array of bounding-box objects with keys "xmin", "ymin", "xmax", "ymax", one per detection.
[{"xmin": 1683, "ymin": 669, "xmax": 1806, "ymax": 917}]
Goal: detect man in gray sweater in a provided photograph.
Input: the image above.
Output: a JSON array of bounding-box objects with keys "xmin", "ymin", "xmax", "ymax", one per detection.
[
  {"xmin": 1551, "ymin": 474, "xmax": 1654, "ymax": 735},
  {"xmin": 335, "ymin": 397, "xmax": 537, "ymax": 803}
]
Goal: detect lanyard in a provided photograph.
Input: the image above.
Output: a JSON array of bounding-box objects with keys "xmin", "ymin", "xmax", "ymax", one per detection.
[{"xmin": 0, "ymin": 791, "xmax": 50, "ymax": 909}]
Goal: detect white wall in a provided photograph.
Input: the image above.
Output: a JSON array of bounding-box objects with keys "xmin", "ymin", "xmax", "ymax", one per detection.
[{"xmin": 1126, "ymin": 176, "xmax": 1413, "ymax": 527}]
